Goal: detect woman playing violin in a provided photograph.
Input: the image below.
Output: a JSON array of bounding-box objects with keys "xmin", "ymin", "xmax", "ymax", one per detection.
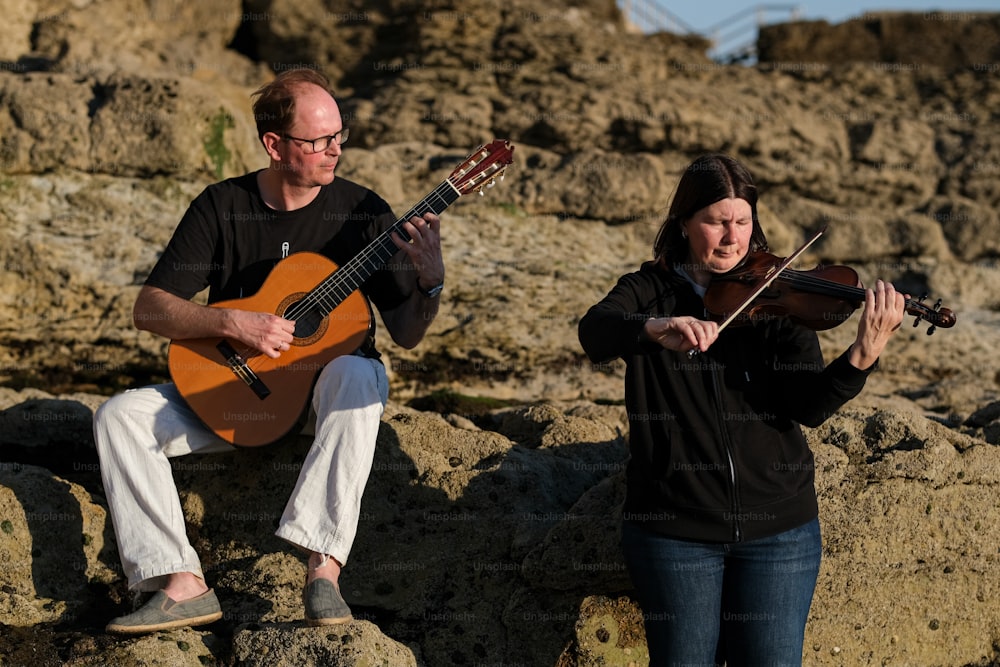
[{"xmin": 578, "ymin": 153, "xmax": 906, "ymax": 665}]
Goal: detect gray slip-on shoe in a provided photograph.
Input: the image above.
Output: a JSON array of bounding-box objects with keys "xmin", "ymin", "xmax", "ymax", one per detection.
[
  {"xmin": 304, "ymin": 578, "xmax": 353, "ymax": 626},
  {"xmin": 106, "ymin": 589, "xmax": 223, "ymax": 635}
]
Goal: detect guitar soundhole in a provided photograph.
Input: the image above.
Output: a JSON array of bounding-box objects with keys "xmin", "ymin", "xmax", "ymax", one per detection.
[
  {"xmin": 277, "ymin": 294, "xmax": 329, "ymax": 346},
  {"xmin": 292, "ymin": 306, "xmax": 324, "ymax": 338}
]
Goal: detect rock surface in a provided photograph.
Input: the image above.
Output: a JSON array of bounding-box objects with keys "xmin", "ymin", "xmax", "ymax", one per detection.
[
  {"xmin": 1, "ymin": 1, "xmax": 999, "ymax": 665},
  {"xmin": 758, "ymin": 11, "xmax": 1000, "ymax": 70}
]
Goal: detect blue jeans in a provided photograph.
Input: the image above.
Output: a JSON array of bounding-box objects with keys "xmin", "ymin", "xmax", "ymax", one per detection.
[{"xmin": 621, "ymin": 518, "xmax": 822, "ymax": 667}]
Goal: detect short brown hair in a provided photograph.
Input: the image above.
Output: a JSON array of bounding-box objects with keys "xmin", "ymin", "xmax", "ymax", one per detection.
[
  {"xmin": 653, "ymin": 153, "xmax": 768, "ymax": 264},
  {"xmin": 251, "ymin": 68, "xmax": 334, "ymax": 141}
]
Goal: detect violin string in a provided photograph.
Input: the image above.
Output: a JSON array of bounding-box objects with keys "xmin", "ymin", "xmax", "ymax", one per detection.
[
  {"xmin": 778, "ymin": 270, "xmax": 932, "ymax": 316},
  {"xmin": 722, "ymin": 259, "xmax": 949, "ymax": 326},
  {"xmin": 778, "ymin": 270, "xmax": 866, "ymax": 301}
]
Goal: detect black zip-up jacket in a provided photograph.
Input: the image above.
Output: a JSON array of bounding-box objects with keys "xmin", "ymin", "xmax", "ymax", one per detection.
[{"xmin": 579, "ymin": 260, "xmax": 874, "ymax": 543}]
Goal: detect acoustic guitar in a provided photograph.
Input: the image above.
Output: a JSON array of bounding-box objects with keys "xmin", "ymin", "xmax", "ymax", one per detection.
[{"xmin": 168, "ymin": 139, "xmax": 515, "ymax": 446}]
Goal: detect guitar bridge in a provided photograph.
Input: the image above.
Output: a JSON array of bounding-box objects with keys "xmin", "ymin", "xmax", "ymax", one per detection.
[{"xmin": 216, "ymin": 340, "xmax": 271, "ymax": 400}]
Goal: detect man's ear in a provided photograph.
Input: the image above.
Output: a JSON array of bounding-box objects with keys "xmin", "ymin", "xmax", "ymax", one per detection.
[{"xmin": 261, "ymin": 132, "xmax": 283, "ymax": 162}]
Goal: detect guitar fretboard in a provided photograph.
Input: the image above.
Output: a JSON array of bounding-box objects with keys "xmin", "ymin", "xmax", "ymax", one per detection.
[{"xmin": 285, "ymin": 179, "xmax": 461, "ymax": 320}]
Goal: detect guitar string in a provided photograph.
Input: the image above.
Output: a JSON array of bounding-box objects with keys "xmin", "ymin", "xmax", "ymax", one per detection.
[
  {"xmin": 283, "ymin": 178, "xmax": 457, "ymax": 322},
  {"xmin": 240, "ymin": 178, "xmax": 460, "ymax": 372},
  {"xmin": 203, "ymin": 148, "xmax": 508, "ymax": 399},
  {"xmin": 300, "ymin": 156, "xmax": 497, "ymax": 319},
  {"xmin": 237, "ymin": 153, "xmax": 506, "ymax": 371}
]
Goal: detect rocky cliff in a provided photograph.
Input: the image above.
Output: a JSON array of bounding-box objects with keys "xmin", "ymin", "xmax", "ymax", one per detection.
[
  {"xmin": 758, "ymin": 11, "xmax": 1000, "ymax": 70},
  {"xmin": 1, "ymin": 1, "xmax": 999, "ymax": 666}
]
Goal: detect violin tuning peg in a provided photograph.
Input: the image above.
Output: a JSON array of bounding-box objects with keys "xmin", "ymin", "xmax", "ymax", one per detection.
[{"xmin": 926, "ymin": 324, "xmax": 936, "ymax": 336}]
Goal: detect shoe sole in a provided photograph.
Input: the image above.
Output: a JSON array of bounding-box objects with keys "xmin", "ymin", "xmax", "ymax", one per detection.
[
  {"xmin": 305, "ymin": 613, "xmax": 353, "ymax": 626},
  {"xmin": 106, "ymin": 610, "xmax": 224, "ymax": 635}
]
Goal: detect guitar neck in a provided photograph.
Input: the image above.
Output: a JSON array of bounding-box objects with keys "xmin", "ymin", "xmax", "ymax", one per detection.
[
  {"xmin": 307, "ymin": 178, "xmax": 462, "ymax": 316},
  {"xmin": 362, "ymin": 178, "xmax": 461, "ymax": 271}
]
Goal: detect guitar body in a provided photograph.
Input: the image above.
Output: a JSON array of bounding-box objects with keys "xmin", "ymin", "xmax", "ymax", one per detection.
[{"xmin": 168, "ymin": 252, "xmax": 373, "ymax": 447}]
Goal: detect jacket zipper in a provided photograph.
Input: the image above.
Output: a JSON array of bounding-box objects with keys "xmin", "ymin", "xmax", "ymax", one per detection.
[{"xmin": 710, "ymin": 361, "xmax": 742, "ymax": 542}]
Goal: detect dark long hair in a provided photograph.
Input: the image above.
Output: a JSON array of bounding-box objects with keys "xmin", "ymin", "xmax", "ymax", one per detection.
[{"xmin": 653, "ymin": 154, "xmax": 768, "ymax": 264}]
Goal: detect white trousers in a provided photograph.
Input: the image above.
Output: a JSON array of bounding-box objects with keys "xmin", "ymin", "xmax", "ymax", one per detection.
[{"xmin": 93, "ymin": 355, "xmax": 389, "ymax": 591}]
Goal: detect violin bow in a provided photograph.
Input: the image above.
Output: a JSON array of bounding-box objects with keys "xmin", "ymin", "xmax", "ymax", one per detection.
[{"xmin": 688, "ymin": 226, "xmax": 826, "ymax": 358}]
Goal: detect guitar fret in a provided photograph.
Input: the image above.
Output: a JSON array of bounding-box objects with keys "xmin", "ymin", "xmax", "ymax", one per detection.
[
  {"xmin": 300, "ymin": 171, "xmax": 482, "ymax": 315},
  {"xmin": 429, "ymin": 190, "xmax": 451, "ymax": 212},
  {"xmin": 291, "ymin": 186, "xmax": 457, "ymax": 319},
  {"xmin": 314, "ymin": 292, "xmax": 336, "ymax": 316}
]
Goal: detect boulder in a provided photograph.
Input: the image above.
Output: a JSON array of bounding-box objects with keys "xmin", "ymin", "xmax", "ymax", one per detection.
[
  {"xmin": 231, "ymin": 623, "xmax": 418, "ymax": 666},
  {"xmin": 0, "ymin": 463, "xmax": 118, "ymax": 626}
]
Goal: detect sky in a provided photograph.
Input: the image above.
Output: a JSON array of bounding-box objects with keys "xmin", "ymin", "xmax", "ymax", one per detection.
[
  {"xmin": 623, "ymin": 1, "xmax": 1000, "ymax": 58},
  {"xmin": 662, "ymin": 1, "xmax": 1000, "ymax": 31}
]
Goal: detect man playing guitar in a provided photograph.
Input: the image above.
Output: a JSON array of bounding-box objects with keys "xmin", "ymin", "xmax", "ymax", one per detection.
[{"xmin": 94, "ymin": 68, "xmax": 445, "ymax": 634}]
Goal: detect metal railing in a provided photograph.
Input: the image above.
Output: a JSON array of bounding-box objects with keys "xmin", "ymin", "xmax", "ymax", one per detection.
[
  {"xmin": 619, "ymin": 0, "xmax": 698, "ymax": 35},
  {"xmin": 619, "ymin": 2, "xmax": 802, "ymax": 62}
]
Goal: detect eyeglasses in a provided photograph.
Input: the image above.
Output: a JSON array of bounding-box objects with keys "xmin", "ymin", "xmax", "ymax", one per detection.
[{"xmin": 282, "ymin": 128, "xmax": 350, "ymax": 154}]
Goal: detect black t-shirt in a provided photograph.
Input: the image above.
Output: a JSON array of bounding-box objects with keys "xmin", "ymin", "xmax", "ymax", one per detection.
[{"xmin": 145, "ymin": 171, "xmax": 416, "ymax": 356}]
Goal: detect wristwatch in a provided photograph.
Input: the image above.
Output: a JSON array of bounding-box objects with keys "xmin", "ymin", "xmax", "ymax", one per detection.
[{"xmin": 417, "ymin": 279, "xmax": 444, "ymax": 298}]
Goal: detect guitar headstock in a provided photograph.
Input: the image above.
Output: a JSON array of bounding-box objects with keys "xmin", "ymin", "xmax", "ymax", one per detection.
[{"xmin": 448, "ymin": 139, "xmax": 515, "ymax": 196}]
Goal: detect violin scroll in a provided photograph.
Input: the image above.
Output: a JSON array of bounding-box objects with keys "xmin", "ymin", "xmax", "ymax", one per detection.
[{"xmin": 910, "ymin": 294, "xmax": 957, "ymax": 335}]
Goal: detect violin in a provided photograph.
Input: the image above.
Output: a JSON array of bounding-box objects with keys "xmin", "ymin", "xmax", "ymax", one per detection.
[{"xmin": 703, "ymin": 251, "xmax": 958, "ymax": 334}]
